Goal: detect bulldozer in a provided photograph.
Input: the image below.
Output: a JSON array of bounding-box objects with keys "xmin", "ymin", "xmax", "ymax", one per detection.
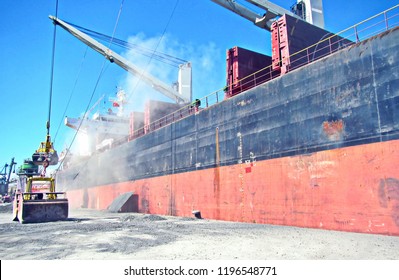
[{"xmin": 13, "ymin": 176, "xmax": 68, "ymax": 223}]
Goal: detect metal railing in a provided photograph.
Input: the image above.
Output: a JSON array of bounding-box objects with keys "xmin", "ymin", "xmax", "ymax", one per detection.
[{"xmin": 110, "ymin": 4, "xmax": 399, "ymax": 149}]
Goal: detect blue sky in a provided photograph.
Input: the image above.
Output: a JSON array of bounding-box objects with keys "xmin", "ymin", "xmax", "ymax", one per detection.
[{"xmin": 1, "ymin": 0, "xmax": 398, "ymax": 171}]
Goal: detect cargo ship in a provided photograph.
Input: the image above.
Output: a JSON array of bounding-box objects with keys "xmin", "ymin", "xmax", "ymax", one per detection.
[{"xmin": 55, "ymin": 1, "xmax": 399, "ymax": 236}]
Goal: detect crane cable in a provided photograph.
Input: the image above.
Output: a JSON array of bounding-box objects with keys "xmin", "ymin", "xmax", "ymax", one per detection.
[
  {"xmin": 53, "ymin": 46, "xmax": 89, "ymax": 143},
  {"xmin": 47, "ymin": 0, "xmax": 59, "ymax": 136},
  {"xmin": 34, "ymin": 0, "xmax": 59, "ymax": 177},
  {"xmin": 54, "ymin": 0, "xmax": 125, "ymax": 175},
  {"xmin": 65, "ymin": 22, "xmax": 187, "ymax": 67}
]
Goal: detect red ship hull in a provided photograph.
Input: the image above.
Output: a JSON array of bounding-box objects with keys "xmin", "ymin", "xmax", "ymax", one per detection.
[{"xmin": 66, "ymin": 139, "xmax": 399, "ymax": 236}]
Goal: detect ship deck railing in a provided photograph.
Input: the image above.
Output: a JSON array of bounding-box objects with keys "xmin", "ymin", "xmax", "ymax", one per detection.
[{"xmin": 110, "ymin": 4, "xmax": 399, "ymax": 150}]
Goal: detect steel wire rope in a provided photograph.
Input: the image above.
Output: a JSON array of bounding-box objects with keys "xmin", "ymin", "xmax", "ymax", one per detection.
[
  {"xmin": 54, "ymin": 0, "xmax": 125, "ymax": 175},
  {"xmin": 53, "ymin": 46, "xmax": 89, "ymax": 143},
  {"xmin": 53, "ymin": 62, "xmax": 108, "ymax": 175},
  {"xmin": 47, "ymin": 0, "xmax": 59, "ymax": 136},
  {"xmin": 64, "ymin": 22, "xmax": 187, "ymax": 67}
]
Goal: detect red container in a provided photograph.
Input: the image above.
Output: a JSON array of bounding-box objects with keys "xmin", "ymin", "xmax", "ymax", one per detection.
[
  {"xmin": 144, "ymin": 100, "xmax": 185, "ymax": 133},
  {"xmin": 225, "ymin": 46, "xmax": 274, "ymax": 98},
  {"xmin": 129, "ymin": 111, "xmax": 145, "ymax": 139},
  {"xmin": 271, "ymin": 14, "xmax": 352, "ymax": 73}
]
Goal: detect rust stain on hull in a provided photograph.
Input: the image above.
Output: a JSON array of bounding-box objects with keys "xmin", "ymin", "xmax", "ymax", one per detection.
[{"xmin": 323, "ymin": 119, "xmax": 344, "ymax": 141}]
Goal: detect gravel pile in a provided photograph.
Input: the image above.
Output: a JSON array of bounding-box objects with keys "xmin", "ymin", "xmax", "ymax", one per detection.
[{"xmin": 1, "ymin": 208, "xmax": 398, "ymax": 260}]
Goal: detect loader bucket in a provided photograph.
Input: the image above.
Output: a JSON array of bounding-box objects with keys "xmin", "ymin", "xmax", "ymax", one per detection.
[{"xmin": 13, "ymin": 196, "xmax": 68, "ymax": 224}]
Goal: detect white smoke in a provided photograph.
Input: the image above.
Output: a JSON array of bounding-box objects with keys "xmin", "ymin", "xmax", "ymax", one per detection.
[
  {"xmin": 75, "ymin": 132, "xmax": 91, "ymax": 156},
  {"xmin": 119, "ymin": 33, "xmax": 224, "ymax": 112},
  {"xmin": 61, "ymin": 33, "xmax": 225, "ymax": 160},
  {"xmin": 57, "ymin": 32, "xmax": 227, "ymax": 210}
]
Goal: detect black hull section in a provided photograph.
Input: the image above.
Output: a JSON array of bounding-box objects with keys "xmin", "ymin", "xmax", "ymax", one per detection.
[{"xmin": 58, "ymin": 27, "xmax": 399, "ymax": 191}]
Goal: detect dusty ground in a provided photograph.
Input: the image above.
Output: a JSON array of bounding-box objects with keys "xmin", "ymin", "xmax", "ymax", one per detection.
[{"xmin": 0, "ymin": 203, "xmax": 398, "ymax": 260}]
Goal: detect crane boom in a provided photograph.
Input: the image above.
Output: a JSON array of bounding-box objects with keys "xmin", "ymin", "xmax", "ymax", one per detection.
[
  {"xmin": 210, "ymin": 0, "xmax": 265, "ymax": 27},
  {"xmin": 50, "ymin": 16, "xmax": 191, "ymax": 104},
  {"xmin": 211, "ymin": 0, "xmax": 300, "ymax": 31}
]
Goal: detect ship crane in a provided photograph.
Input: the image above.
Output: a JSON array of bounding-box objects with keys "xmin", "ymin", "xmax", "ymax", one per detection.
[
  {"xmin": 0, "ymin": 157, "xmax": 16, "ymax": 196},
  {"xmin": 50, "ymin": 16, "xmax": 192, "ymax": 105},
  {"xmin": 211, "ymin": 0, "xmax": 300, "ymax": 31},
  {"xmin": 211, "ymin": 0, "xmax": 324, "ymax": 30}
]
